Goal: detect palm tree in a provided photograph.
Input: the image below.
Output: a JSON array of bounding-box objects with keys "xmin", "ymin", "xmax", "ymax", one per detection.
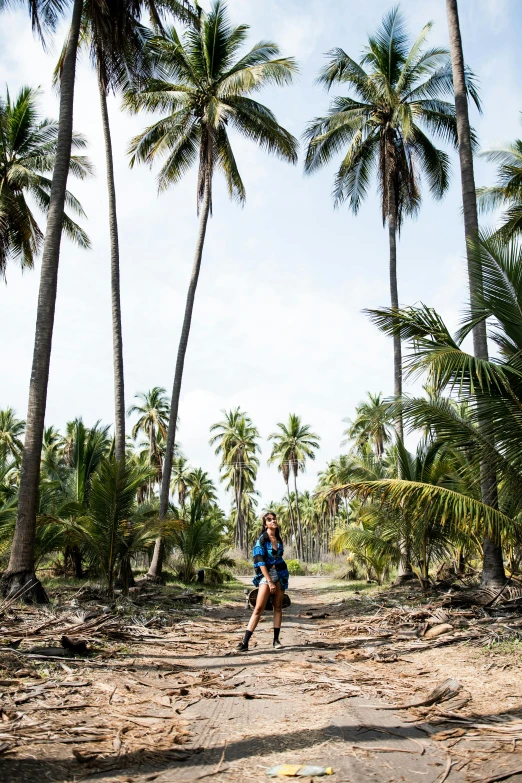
[
  {"xmin": 0, "ymin": 0, "xmax": 66, "ymax": 44},
  {"xmin": 2, "ymin": 0, "xmax": 189, "ymax": 601},
  {"xmin": 171, "ymin": 455, "xmax": 192, "ymax": 510},
  {"xmin": 210, "ymin": 408, "xmax": 260, "ymax": 554},
  {"xmin": 445, "ymin": 0, "xmax": 486, "ymax": 359},
  {"xmin": 40, "ymin": 425, "xmax": 64, "ymax": 482},
  {"xmin": 59, "ymin": 418, "xmax": 111, "ymax": 577},
  {"xmin": 304, "ymin": 8, "xmax": 476, "ymax": 439},
  {"xmin": 69, "ymin": 456, "xmax": 156, "ymax": 596},
  {"xmin": 1, "ymin": 0, "xmax": 146, "ymax": 601},
  {"xmin": 326, "ymin": 435, "xmax": 478, "ymax": 585},
  {"xmin": 2, "ymin": 0, "xmax": 86, "ymax": 601},
  {"xmin": 126, "ymin": 0, "xmax": 298, "ymax": 579},
  {"xmin": 54, "ymin": 2, "xmax": 195, "ymax": 463},
  {"xmin": 0, "ymin": 85, "xmax": 91, "ymax": 279},
  {"xmin": 366, "ymin": 231, "xmax": 522, "ymax": 586},
  {"xmin": 268, "ymin": 414, "xmax": 320, "ymax": 560},
  {"xmin": 478, "ymin": 128, "xmax": 522, "ymax": 241},
  {"xmin": 128, "ymin": 386, "xmax": 170, "ymax": 497},
  {"xmin": 444, "ymin": 0, "xmax": 503, "ymax": 584},
  {"xmin": 342, "ymin": 393, "xmax": 393, "ymax": 459},
  {"xmin": 187, "ymin": 468, "xmax": 217, "ymax": 505},
  {"xmin": 170, "ymin": 497, "xmax": 224, "ymax": 583},
  {"xmin": 0, "ymin": 409, "xmax": 25, "ymax": 464}
]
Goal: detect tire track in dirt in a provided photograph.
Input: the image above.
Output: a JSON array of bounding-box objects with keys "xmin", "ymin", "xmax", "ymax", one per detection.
[{"xmin": 129, "ymin": 581, "xmax": 461, "ymax": 783}]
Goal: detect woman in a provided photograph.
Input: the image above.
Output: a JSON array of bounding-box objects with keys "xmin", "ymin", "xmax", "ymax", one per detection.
[{"xmin": 236, "ymin": 511, "xmax": 289, "ymax": 652}]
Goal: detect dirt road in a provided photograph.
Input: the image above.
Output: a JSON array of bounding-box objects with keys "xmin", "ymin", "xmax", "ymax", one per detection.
[
  {"xmin": 4, "ymin": 576, "xmax": 522, "ymax": 782},
  {"xmin": 163, "ymin": 577, "xmax": 458, "ymax": 782}
]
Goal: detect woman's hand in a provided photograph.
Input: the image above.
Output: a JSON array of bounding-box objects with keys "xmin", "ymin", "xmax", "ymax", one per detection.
[{"xmin": 268, "ymin": 580, "xmax": 277, "ymax": 594}]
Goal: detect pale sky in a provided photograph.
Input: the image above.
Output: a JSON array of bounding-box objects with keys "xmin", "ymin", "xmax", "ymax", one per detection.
[{"xmin": 1, "ymin": 0, "xmax": 521, "ymax": 510}]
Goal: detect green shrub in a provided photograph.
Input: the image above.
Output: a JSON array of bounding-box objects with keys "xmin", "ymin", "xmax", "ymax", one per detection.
[{"xmin": 286, "ymin": 559, "xmax": 305, "ymax": 576}]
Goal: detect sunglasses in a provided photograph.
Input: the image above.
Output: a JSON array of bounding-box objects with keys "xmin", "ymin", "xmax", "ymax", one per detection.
[{"xmin": 266, "ymin": 517, "xmax": 276, "ymax": 522}]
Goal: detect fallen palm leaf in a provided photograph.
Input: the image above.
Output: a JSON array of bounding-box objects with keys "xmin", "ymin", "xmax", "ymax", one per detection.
[{"xmin": 377, "ymin": 678, "xmax": 462, "ymax": 710}]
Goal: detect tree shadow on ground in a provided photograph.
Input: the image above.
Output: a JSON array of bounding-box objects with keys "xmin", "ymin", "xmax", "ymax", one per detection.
[
  {"xmin": 0, "ymin": 718, "xmax": 435, "ymax": 782},
  {"xmin": 4, "ymin": 698, "xmax": 522, "ymax": 782}
]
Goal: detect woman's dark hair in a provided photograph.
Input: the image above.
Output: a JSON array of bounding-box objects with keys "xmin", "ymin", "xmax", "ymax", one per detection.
[{"xmin": 261, "ymin": 511, "xmax": 282, "ymax": 543}]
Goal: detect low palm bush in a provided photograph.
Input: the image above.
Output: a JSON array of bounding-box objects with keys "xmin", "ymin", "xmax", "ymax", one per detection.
[
  {"xmin": 168, "ymin": 498, "xmax": 227, "ymax": 584},
  {"xmin": 67, "ymin": 457, "xmax": 159, "ymax": 596}
]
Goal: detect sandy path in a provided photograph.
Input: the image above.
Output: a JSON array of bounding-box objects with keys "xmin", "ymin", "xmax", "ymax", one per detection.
[
  {"xmin": 116, "ymin": 578, "xmax": 462, "ymax": 783},
  {"xmin": 5, "ymin": 577, "xmax": 522, "ymax": 782}
]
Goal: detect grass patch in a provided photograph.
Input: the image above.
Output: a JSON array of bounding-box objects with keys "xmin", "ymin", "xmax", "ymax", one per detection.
[
  {"xmin": 482, "ymin": 636, "xmax": 522, "ymax": 658},
  {"xmin": 319, "ymin": 580, "xmax": 379, "ymax": 594}
]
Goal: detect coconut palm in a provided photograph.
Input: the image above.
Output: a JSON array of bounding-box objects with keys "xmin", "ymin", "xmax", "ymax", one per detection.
[
  {"xmin": 365, "ymin": 231, "xmax": 522, "ymax": 586},
  {"xmin": 53, "ymin": 2, "xmax": 196, "ymax": 463},
  {"xmin": 64, "ymin": 419, "xmax": 111, "ymax": 507},
  {"xmin": 170, "ymin": 497, "xmax": 225, "ymax": 583},
  {"xmin": 327, "ymin": 436, "xmax": 476, "ymax": 585},
  {"xmin": 0, "ymin": 0, "xmax": 66, "ymax": 43},
  {"xmin": 2, "ymin": 0, "xmax": 176, "ymax": 602},
  {"xmin": 0, "ymin": 85, "xmax": 91, "ymax": 279},
  {"xmin": 187, "ymin": 468, "xmax": 217, "ymax": 505},
  {"xmin": 444, "ymin": 0, "xmax": 503, "ymax": 583},
  {"xmin": 268, "ymin": 414, "xmax": 320, "ymax": 559},
  {"xmin": 333, "ymin": 507, "xmax": 400, "ymax": 585},
  {"xmin": 210, "ymin": 408, "xmax": 260, "ymax": 554},
  {"xmin": 478, "ymin": 129, "xmax": 522, "ymax": 242},
  {"xmin": 304, "ymin": 7, "xmax": 478, "ymax": 439},
  {"xmin": 445, "ymin": 0, "xmax": 486, "ymax": 358},
  {"xmin": 69, "ymin": 456, "xmax": 157, "ymax": 596},
  {"xmin": 171, "ymin": 455, "xmax": 192, "ymax": 510},
  {"xmin": 40, "ymin": 425, "xmax": 64, "ymax": 482},
  {"xmin": 0, "ymin": 408, "xmax": 25, "ymax": 464},
  {"xmin": 342, "ymin": 392, "xmax": 394, "ymax": 459},
  {"xmin": 58, "ymin": 418, "xmax": 111, "ymax": 576},
  {"xmin": 128, "ymin": 387, "xmax": 170, "ymax": 497},
  {"xmin": 126, "ymin": 0, "xmax": 298, "ymax": 579}
]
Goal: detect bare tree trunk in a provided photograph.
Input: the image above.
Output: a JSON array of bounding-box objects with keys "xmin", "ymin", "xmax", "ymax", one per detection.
[
  {"xmin": 237, "ymin": 470, "xmax": 247, "ymax": 557},
  {"xmin": 72, "ymin": 546, "xmax": 83, "ymax": 579},
  {"xmin": 292, "ymin": 471, "xmax": 304, "ymax": 560},
  {"xmin": 233, "ymin": 468, "xmax": 239, "ymax": 549},
  {"xmin": 446, "ymin": 0, "xmax": 505, "ymax": 588},
  {"xmin": 285, "ymin": 481, "xmax": 298, "ymax": 551},
  {"xmin": 388, "ymin": 190, "xmax": 403, "ymax": 441},
  {"xmin": 1, "ymin": 0, "xmax": 83, "ymax": 602},
  {"xmin": 147, "ymin": 170, "xmax": 212, "ymax": 581},
  {"xmin": 389, "ymin": 185, "xmax": 412, "ymax": 581},
  {"xmin": 98, "ymin": 76, "xmax": 125, "ymax": 463},
  {"xmin": 149, "ymin": 423, "xmax": 156, "ymax": 499}
]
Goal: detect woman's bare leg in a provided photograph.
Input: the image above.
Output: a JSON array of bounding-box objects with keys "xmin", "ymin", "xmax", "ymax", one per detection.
[
  {"xmin": 247, "ymin": 584, "xmax": 271, "ymax": 633},
  {"xmin": 273, "ymin": 582, "xmax": 284, "ymax": 631}
]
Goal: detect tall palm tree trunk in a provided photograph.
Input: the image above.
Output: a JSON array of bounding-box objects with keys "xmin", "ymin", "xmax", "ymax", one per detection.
[
  {"xmin": 388, "ymin": 188, "xmax": 403, "ymax": 440},
  {"xmin": 149, "ymin": 423, "xmax": 156, "ymax": 499},
  {"xmin": 292, "ymin": 470, "xmax": 304, "ymax": 561},
  {"xmin": 147, "ymin": 171, "xmax": 212, "ymax": 581},
  {"xmin": 233, "ymin": 469, "xmax": 240, "ymax": 549},
  {"xmin": 285, "ymin": 481, "xmax": 298, "ymax": 555},
  {"xmin": 1, "ymin": 0, "xmax": 84, "ymax": 602},
  {"xmin": 389, "ymin": 183, "xmax": 412, "ymax": 580},
  {"xmin": 237, "ymin": 470, "xmax": 246, "ymax": 556},
  {"xmin": 446, "ymin": 0, "xmax": 505, "ymax": 588},
  {"xmin": 98, "ymin": 75, "xmax": 125, "ymax": 463}
]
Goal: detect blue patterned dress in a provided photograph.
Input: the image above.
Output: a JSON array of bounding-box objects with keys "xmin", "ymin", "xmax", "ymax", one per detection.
[{"xmin": 252, "ymin": 533, "xmax": 289, "ymax": 592}]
